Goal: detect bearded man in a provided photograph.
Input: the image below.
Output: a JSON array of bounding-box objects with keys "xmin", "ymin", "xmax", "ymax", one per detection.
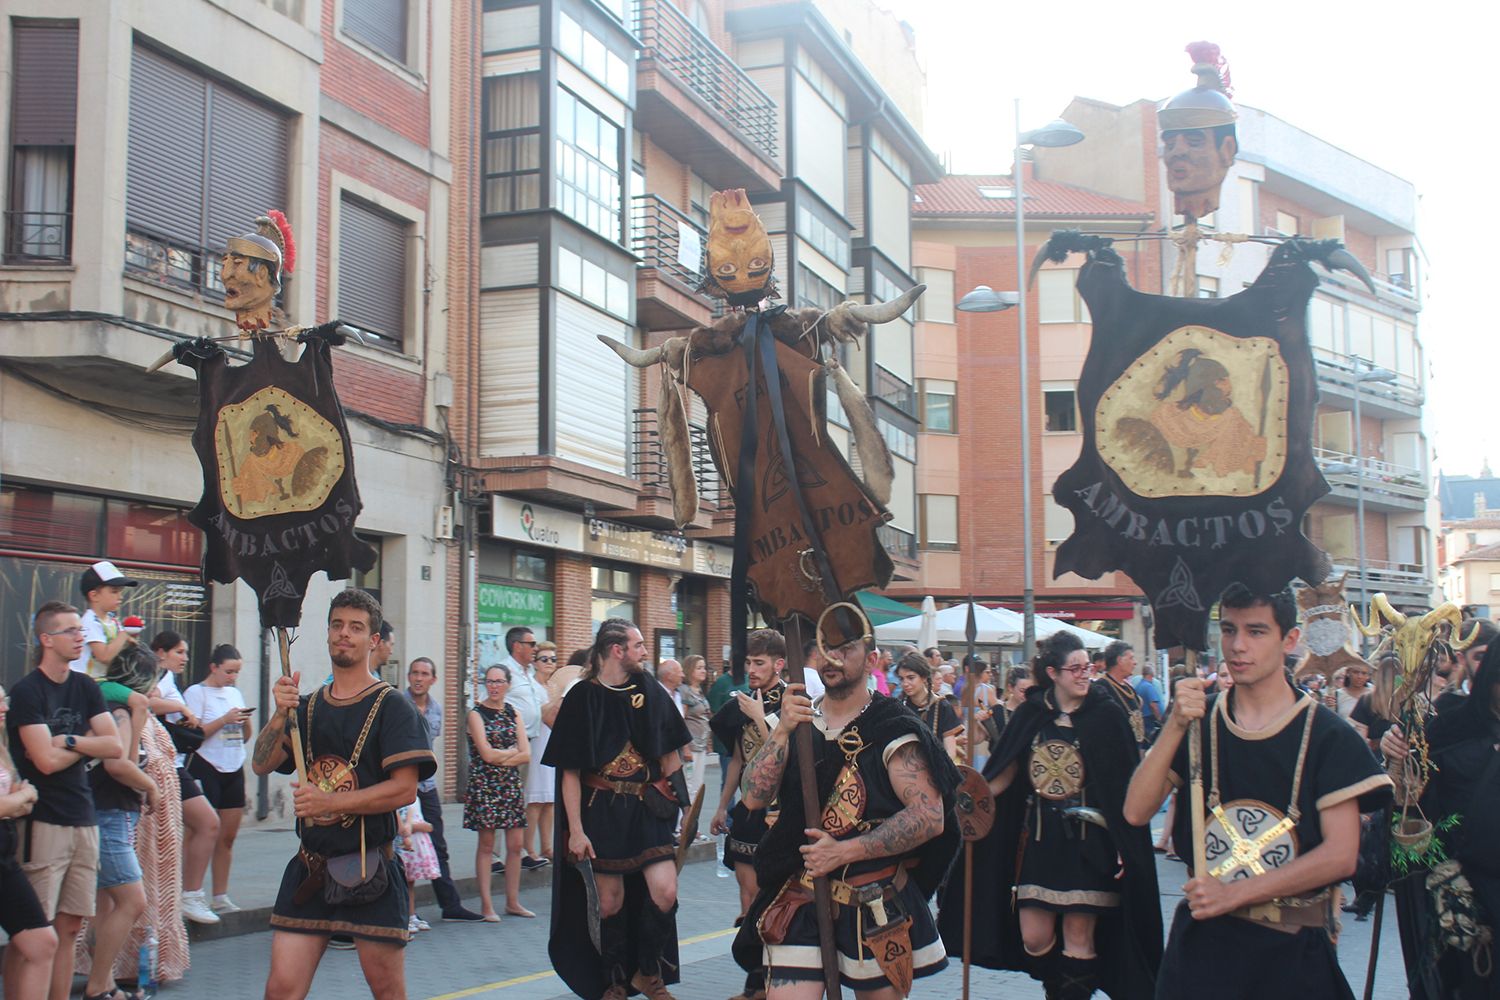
[{"xmin": 544, "ymin": 619, "xmax": 692, "ymax": 1000}]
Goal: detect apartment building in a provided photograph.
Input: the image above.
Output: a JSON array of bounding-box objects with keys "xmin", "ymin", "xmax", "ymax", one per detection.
[
  {"xmin": 457, "ymin": 0, "xmax": 939, "ymax": 690},
  {"xmin": 903, "ymin": 94, "xmax": 1438, "ymax": 644},
  {"xmin": 1, "ymin": 1, "xmax": 458, "ymax": 818}
]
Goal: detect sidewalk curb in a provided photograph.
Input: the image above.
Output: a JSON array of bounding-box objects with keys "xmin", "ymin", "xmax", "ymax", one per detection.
[{"xmin": 186, "ymin": 841, "xmax": 719, "ymax": 941}]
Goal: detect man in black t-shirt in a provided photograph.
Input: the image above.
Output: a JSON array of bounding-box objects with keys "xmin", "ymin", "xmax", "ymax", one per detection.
[
  {"xmin": 1124, "ymin": 586, "xmax": 1392, "ymax": 1000},
  {"xmin": 251, "ymin": 589, "xmax": 435, "ymax": 1000},
  {"xmin": 6, "ymin": 601, "xmax": 124, "ymax": 1000}
]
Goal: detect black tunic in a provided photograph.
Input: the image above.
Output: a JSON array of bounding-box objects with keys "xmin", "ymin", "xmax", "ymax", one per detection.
[
  {"xmin": 710, "ymin": 683, "xmax": 785, "ymax": 866},
  {"xmin": 897, "ymin": 693, "xmax": 962, "ymax": 746},
  {"xmin": 939, "ymin": 683, "xmax": 1162, "ymax": 1000},
  {"xmin": 1096, "ymin": 673, "xmax": 1148, "ymax": 750},
  {"xmin": 543, "ymin": 671, "xmax": 691, "ymax": 1000},
  {"xmin": 730, "ymin": 694, "xmax": 962, "ymax": 989},
  {"xmin": 1159, "ymin": 689, "xmax": 1393, "ymax": 1000}
]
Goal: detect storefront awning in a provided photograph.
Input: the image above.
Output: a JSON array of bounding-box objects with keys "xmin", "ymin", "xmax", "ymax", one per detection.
[{"xmin": 857, "ymin": 590, "xmax": 920, "ymax": 626}]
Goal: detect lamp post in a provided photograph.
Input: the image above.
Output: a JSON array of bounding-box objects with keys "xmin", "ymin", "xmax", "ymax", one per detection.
[
  {"xmin": 1322, "ymin": 358, "xmax": 1397, "ymax": 649},
  {"xmin": 957, "ymin": 101, "xmax": 1084, "ymax": 661}
]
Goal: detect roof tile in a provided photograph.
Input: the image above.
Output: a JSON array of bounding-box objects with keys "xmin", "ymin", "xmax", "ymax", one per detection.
[{"xmin": 913, "ymin": 173, "xmax": 1151, "ymax": 220}]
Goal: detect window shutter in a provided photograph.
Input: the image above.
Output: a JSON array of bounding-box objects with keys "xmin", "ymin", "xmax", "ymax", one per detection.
[
  {"xmin": 344, "ymin": 0, "xmax": 409, "ymax": 63},
  {"xmin": 338, "ymin": 195, "xmax": 408, "ymax": 346},
  {"xmin": 11, "ymin": 20, "xmax": 79, "ymax": 146},
  {"xmin": 126, "ymin": 45, "xmax": 207, "ymax": 246},
  {"xmin": 207, "ymin": 86, "xmax": 289, "ymax": 250}
]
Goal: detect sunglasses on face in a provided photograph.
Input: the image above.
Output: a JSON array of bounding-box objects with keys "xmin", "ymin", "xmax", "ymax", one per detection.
[{"xmin": 537, "ymin": 655, "xmax": 557, "ymax": 663}]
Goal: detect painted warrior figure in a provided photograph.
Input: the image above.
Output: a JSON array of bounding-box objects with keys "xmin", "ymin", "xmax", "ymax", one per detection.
[
  {"xmin": 708, "ymin": 628, "xmax": 788, "ymax": 1000},
  {"xmin": 941, "ymin": 632, "xmax": 1161, "ymax": 999},
  {"xmin": 730, "ymin": 634, "xmax": 960, "ymax": 998},
  {"xmin": 542, "ymin": 619, "xmax": 693, "ymax": 1000},
  {"xmin": 1124, "ymin": 586, "xmax": 1393, "ymax": 1000}
]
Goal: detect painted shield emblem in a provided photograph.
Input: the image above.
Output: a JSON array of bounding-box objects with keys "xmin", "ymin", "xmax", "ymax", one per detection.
[{"xmin": 214, "ymin": 386, "xmax": 345, "ymax": 519}]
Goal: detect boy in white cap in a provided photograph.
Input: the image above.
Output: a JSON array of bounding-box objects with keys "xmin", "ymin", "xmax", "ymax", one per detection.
[{"xmin": 72, "ymin": 560, "xmax": 150, "ymax": 748}]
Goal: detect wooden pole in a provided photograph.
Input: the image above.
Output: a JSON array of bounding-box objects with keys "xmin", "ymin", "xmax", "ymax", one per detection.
[
  {"xmin": 1181, "ymin": 215, "xmax": 1201, "ymax": 299},
  {"xmin": 1186, "ymin": 649, "xmax": 1207, "ymax": 879},
  {"xmin": 961, "ymin": 598, "xmax": 979, "ymax": 1000},
  {"xmin": 783, "ymin": 616, "xmax": 841, "ymax": 999},
  {"xmin": 1362, "ymin": 890, "xmax": 1385, "ymax": 1000},
  {"xmin": 275, "ymin": 625, "xmax": 308, "ymax": 784}
]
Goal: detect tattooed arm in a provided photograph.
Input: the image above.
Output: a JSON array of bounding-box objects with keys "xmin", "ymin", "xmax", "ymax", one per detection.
[
  {"xmin": 741, "ymin": 684, "xmax": 810, "ymax": 810},
  {"xmin": 251, "ymin": 673, "xmax": 299, "ymax": 776},
  {"xmin": 800, "ymin": 741, "xmax": 944, "ymax": 877}
]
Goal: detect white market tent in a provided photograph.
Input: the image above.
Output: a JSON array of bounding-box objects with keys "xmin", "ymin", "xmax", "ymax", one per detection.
[
  {"xmin": 874, "ymin": 601, "xmax": 1023, "ymax": 645},
  {"xmin": 874, "ymin": 601, "xmax": 1113, "ymax": 650}
]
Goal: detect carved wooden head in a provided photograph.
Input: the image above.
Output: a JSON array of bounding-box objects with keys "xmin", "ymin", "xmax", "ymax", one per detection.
[{"xmin": 705, "ymin": 189, "xmax": 774, "ymax": 304}]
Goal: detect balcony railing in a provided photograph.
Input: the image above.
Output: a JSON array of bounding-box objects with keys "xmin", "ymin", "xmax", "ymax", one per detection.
[
  {"xmin": 1314, "ymin": 448, "xmax": 1429, "ymax": 503},
  {"xmin": 1312, "ymin": 347, "xmax": 1423, "ymax": 409},
  {"xmin": 633, "ymin": 0, "xmax": 779, "ymax": 163},
  {"xmin": 878, "ymin": 523, "xmax": 917, "ymax": 562},
  {"xmin": 124, "ymin": 227, "xmax": 226, "ymax": 301},
  {"xmin": 631, "ymin": 194, "xmax": 706, "ymax": 291},
  {"xmin": 873, "ymin": 365, "xmax": 917, "ymax": 418},
  {"xmin": 1330, "ymin": 558, "xmax": 1432, "ymax": 598},
  {"xmin": 4, "ymin": 210, "xmax": 71, "ymax": 264},
  {"xmin": 632, "ymin": 407, "xmax": 732, "ymax": 511}
]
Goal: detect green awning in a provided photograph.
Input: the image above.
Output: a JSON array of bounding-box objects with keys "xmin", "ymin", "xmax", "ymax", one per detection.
[{"xmin": 856, "ymin": 590, "xmax": 920, "ymax": 626}]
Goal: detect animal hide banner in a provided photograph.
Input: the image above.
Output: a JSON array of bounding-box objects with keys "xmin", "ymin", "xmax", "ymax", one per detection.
[
  {"xmin": 176, "ymin": 329, "xmax": 375, "ymax": 627},
  {"xmin": 1052, "ymin": 241, "xmax": 1332, "ymax": 650},
  {"xmin": 685, "ymin": 319, "xmax": 894, "ymax": 629}
]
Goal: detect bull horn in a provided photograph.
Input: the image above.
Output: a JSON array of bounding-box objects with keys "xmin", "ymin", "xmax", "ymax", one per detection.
[
  {"xmin": 597, "ymin": 335, "xmax": 663, "ymax": 368},
  {"xmin": 1424, "ymin": 602, "xmax": 1480, "ymax": 651},
  {"xmin": 841, "ymin": 283, "xmax": 927, "ymax": 324},
  {"xmin": 1355, "ymin": 593, "xmax": 1404, "ymax": 638}
]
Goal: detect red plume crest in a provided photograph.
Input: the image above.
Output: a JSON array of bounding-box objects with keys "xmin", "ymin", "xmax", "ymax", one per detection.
[
  {"xmin": 267, "ymin": 209, "xmax": 296, "ymax": 275},
  {"xmin": 1184, "ymin": 40, "xmax": 1233, "ymax": 98}
]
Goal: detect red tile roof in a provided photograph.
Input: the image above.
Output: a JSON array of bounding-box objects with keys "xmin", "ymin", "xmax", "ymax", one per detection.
[
  {"xmin": 1455, "ymin": 541, "xmax": 1500, "ymax": 563},
  {"xmin": 913, "ymin": 172, "xmax": 1152, "ymax": 220}
]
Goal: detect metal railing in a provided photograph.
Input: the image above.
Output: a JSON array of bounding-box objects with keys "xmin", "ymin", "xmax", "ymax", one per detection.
[
  {"xmin": 632, "ymin": 0, "xmax": 779, "ymax": 163},
  {"xmin": 3, "ymin": 210, "xmax": 71, "ymax": 263},
  {"xmin": 872, "ymin": 365, "xmax": 917, "ymax": 418},
  {"xmin": 1312, "ymin": 347, "xmax": 1423, "ymax": 409},
  {"xmin": 631, "ymin": 194, "xmax": 706, "ymax": 291},
  {"xmin": 1314, "ymin": 447, "xmax": 1429, "ymax": 502},
  {"xmin": 1331, "ymin": 558, "xmax": 1432, "ymax": 597},
  {"xmin": 124, "ymin": 227, "xmax": 226, "ymax": 300},
  {"xmin": 878, "ymin": 522, "xmax": 917, "ymax": 561},
  {"xmin": 632, "ymin": 407, "xmax": 731, "ymax": 510}
]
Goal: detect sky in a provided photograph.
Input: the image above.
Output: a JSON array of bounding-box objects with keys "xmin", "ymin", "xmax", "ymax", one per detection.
[{"xmin": 880, "ymin": 0, "xmax": 1496, "ymax": 478}]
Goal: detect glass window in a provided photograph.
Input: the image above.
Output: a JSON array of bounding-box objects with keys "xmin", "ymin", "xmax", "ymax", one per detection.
[
  {"xmin": 483, "ymin": 73, "xmax": 543, "ymax": 215},
  {"xmin": 514, "ymin": 551, "xmax": 550, "ymax": 583},
  {"xmin": 920, "ymin": 494, "xmax": 958, "ymax": 549},
  {"xmin": 1274, "ymin": 210, "xmax": 1299, "ymax": 236},
  {"xmin": 795, "ymin": 203, "xmax": 850, "ymax": 269},
  {"xmin": 105, "ymin": 500, "xmax": 202, "ymax": 568},
  {"xmin": 795, "ymin": 264, "xmax": 842, "ymax": 312},
  {"xmin": 0, "ymin": 485, "xmax": 102, "ymax": 557},
  {"xmin": 591, "ymin": 562, "xmax": 638, "ymax": 630},
  {"xmin": 352, "ymin": 533, "xmax": 383, "ymax": 605},
  {"xmin": 556, "ymin": 89, "xmax": 621, "ymax": 243},
  {"xmin": 1043, "ymin": 385, "xmax": 1078, "ymax": 433},
  {"xmin": 921, "ymin": 379, "xmax": 955, "ymax": 432},
  {"xmin": 1197, "ymin": 275, "xmax": 1219, "ymax": 299},
  {"xmin": 1038, "ymin": 270, "xmax": 1088, "ymax": 324},
  {"xmin": 879, "ymin": 418, "xmax": 915, "ymax": 461}
]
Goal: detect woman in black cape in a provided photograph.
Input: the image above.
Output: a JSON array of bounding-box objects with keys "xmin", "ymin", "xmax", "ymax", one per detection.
[{"xmin": 937, "ymin": 632, "xmax": 1161, "ymax": 999}]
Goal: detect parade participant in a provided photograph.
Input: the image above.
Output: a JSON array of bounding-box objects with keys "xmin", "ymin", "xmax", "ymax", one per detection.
[
  {"xmin": 1095, "ymin": 641, "xmax": 1147, "ymax": 752},
  {"xmin": 1381, "ymin": 639, "xmax": 1500, "ymax": 997},
  {"xmin": 1434, "ymin": 617, "xmax": 1497, "ymax": 713},
  {"xmin": 1124, "ymin": 585, "xmax": 1392, "ymax": 1000},
  {"xmin": 730, "ymin": 632, "xmax": 960, "ymax": 998},
  {"xmin": 543, "ymin": 619, "xmax": 692, "ymax": 1000},
  {"xmin": 252, "ymin": 589, "xmax": 436, "ymax": 1000},
  {"xmin": 941, "ymin": 632, "xmax": 1160, "ymax": 999},
  {"xmin": 708, "ymin": 629, "xmax": 787, "ymax": 1000},
  {"xmin": 895, "ymin": 653, "xmax": 961, "ymax": 761}
]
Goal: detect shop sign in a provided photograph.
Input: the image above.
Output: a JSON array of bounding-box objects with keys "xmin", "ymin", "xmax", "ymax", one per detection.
[
  {"xmin": 585, "ymin": 517, "xmax": 692, "ymax": 571},
  {"xmin": 491, "ymin": 497, "xmax": 584, "ymax": 550},
  {"xmin": 489, "ymin": 496, "xmax": 731, "ymax": 578},
  {"xmin": 478, "ymin": 581, "xmax": 553, "ymax": 629}
]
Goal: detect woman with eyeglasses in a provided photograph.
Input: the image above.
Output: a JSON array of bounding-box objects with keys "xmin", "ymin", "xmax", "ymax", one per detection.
[
  {"xmin": 939, "ymin": 631, "xmax": 1162, "ymax": 1000},
  {"xmin": 465, "ymin": 664, "xmax": 532, "ymax": 921},
  {"xmin": 524, "ymin": 642, "xmax": 558, "ymax": 865}
]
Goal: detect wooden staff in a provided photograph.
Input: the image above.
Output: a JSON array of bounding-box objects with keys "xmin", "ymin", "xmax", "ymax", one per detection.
[
  {"xmin": 275, "ymin": 625, "xmax": 308, "ymax": 784},
  {"xmin": 783, "ymin": 616, "xmax": 841, "ymax": 999},
  {"xmin": 1181, "ymin": 215, "xmax": 1201, "ymax": 298},
  {"xmin": 961, "ymin": 598, "xmax": 978, "ymax": 1000},
  {"xmin": 1186, "ymin": 648, "xmax": 1207, "ymax": 879}
]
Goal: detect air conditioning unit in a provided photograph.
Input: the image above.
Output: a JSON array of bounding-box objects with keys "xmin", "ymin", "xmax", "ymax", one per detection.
[{"xmin": 435, "ymin": 505, "xmax": 454, "ymax": 540}]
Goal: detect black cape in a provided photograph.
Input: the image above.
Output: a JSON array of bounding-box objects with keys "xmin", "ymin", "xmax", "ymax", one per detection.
[
  {"xmin": 937, "ymin": 683, "xmax": 1162, "ymax": 999},
  {"xmin": 730, "ymin": 693, "xmax": 962, "ymax": 973},
  {"xmin": 708, "ymin": 682, "xmax": 784, "ymax": 759},
  {"xmin": 543, "ymin": 672, "xmax": 692, "ymax": 1000}
]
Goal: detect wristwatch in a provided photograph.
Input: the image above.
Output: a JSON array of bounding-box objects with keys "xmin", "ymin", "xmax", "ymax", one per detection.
[{"xmin": 65, "ymin": 734, "xmax": 78, "ymax": 751}]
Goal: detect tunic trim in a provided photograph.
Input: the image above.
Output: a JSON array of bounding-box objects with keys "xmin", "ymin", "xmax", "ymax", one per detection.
[
  {"xmin": 1313, "ymin": 773, "xmax": 1394, "ymax": 813},
  {"xmin": 1218, "ymin": 691, "xmax": 1316, "ymax": 741},
  {"xmin": 1016, "ymin": 885, "xmax": 1121, "ymax": 908}
]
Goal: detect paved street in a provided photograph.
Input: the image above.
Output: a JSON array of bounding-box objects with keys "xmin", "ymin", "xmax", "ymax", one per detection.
[{"xmin": 129, "ymin": 813, "xmax": 1409, "ymax": 1000}]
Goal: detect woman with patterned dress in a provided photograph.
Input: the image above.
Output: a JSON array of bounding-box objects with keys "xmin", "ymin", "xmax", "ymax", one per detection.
[{"xmin": 466, "ymin": 664, "xmax": 531, "ymax": 922}]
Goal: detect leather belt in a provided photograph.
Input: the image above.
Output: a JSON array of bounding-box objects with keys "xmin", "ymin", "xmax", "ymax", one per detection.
[
  {"xmin": 1231, "ymin": 888, "xmax": 1334, "ymax": 934},
  {"xmin": 583, "ymin": 774, "xmax": 647, "ymax": 797},
  {"xmin": 799, "ymin": 857, "xmax": 917, "ymax": 905}
]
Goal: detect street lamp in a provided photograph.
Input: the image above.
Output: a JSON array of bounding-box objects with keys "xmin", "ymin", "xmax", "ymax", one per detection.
[
  {"xmin": 958, "ymin": 101, "xmax": 1085, "ymax": 661},
  {"xmin": 1346, "ymin": 359, "xmax": 1397, "ymax": 647}
]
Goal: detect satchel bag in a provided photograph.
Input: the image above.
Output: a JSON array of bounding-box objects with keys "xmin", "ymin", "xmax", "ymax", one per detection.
[
  {"xmin": 162, "ymin": 719, "xmax": 205, "ymax": 755},
  {"xmin": 323, "ymin": 840, "xmax": 390, "ymax": 907}
]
